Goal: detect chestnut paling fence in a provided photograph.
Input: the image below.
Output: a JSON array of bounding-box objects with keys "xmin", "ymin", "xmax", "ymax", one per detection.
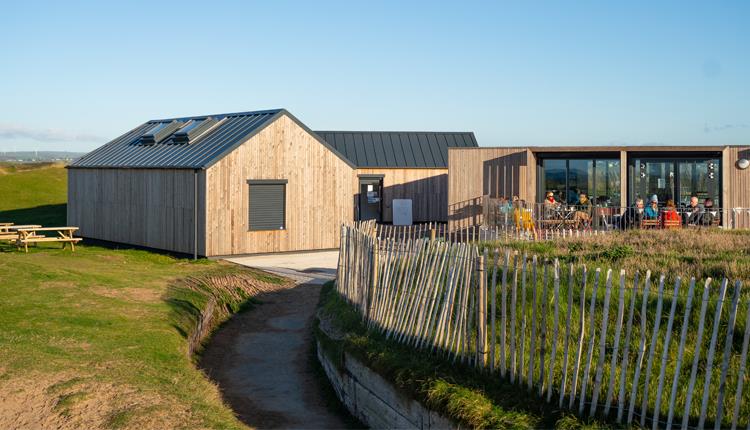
[{"xmin": 335, "ymin": 223, "xmax": 750, "ymax": 429}]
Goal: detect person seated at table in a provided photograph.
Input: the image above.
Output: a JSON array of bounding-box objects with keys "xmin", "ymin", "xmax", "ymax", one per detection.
[
  {"xmin": 574, "ymin": 192, "xmax": 593, "ymax": 227},
  {"xmin": 686, "ymin": 196, "xmax": 704, "ymax": 225},
  {"xmin": 701, "ymin": 198, "xmax": 716, "ymax": 226},
  {"xmin": 663, "ymin": 199, "xmax": 681, "ymax": 226},
  {"xmin": 543, "ymin": 191, "xmax": 560, "ymax": 219},
  {"xmin": 621, "ymin": 198, "xmax": 645, "ymax": 229},
  {"xmin": 644, "ymin": 195, "xmax": 659, "ymax": 219}
]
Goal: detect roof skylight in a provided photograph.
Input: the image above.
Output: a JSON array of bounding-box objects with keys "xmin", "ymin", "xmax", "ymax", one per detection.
[
  {"xmin": 172, "ymin": 117, "xmax": 218, "ymax": 144},
  {"xmin": 139, "ymin": 120, "xmax": 184, "ymax": 145}
]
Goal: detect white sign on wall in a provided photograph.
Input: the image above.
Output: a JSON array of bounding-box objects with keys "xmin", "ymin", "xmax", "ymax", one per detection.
[{"xmin": 392, "ymin": 199, "xmax": 413, "ymax": 226}]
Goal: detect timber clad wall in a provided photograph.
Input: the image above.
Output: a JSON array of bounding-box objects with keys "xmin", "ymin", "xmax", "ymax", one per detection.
[
  {"xmin": 724, "ymin": 146, "xmax": 750, "ymax": 228},
  {"xmin": 67, "ymin": 168, "xmax": 204, "ymax": 255},
  {"xmin": 356, "ymin": 168, "xmax": 448, "ymax": 223},
  {"xmin": 447, "ymin": 147, "xmax": 532, "ymax": 231},
  {"xmin": 204, "ymin": 114, "xmax": 355, "ymax": 256}
]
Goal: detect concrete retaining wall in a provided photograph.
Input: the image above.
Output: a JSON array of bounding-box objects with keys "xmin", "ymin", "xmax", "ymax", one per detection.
[{"xmin": 316, "ymin": 340, "xmax": 458, "ymax": 429}]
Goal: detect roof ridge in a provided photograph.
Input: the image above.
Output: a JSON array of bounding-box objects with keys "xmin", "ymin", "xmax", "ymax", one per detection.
[
  {"xmin": 314, "ymin": 130, "xmax": 475, "ymax": 135},
  {"xmin": 150, "ymin": 108, "xmax": 284, "ymax": 123}
]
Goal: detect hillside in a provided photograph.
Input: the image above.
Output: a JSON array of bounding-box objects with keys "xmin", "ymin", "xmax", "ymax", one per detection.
[{"xmin": 0, "ymin": 162, "xmax": 67, "ymax": 225}]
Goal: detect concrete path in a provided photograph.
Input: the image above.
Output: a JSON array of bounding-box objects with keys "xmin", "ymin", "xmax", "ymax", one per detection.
[
  {"xmin": 225, "ymin": 250, "xmax": 338, "ymax": 284},
  {"xmin": 201, "ymin": 251, "xmax": 352, "ymax": 429}
]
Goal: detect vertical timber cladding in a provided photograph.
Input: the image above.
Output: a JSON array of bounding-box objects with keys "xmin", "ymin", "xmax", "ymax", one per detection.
[
  {"xmin": 204, "ymin": 114, "xmax": 356, "ymax": 256},
  {"xmin": 355, "ymin": 168, "xmax": 448, "ymax": 223},
  {"xmin": 447, "ymin": 147, "xmax": 531, "ymax": 232},
  {"xmin": 67, "ymin": 167, "xmax": 203, "ymax": 255},
  {"xmin": 724, "ymin": 146, "xmax": 750, "ymax": 228}
]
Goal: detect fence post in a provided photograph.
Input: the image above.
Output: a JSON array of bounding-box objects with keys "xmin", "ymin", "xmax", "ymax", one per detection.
[
  {"xmin": 476, "ymin": 252, "xmax": 488, "ymax": 368},
  {"xmin": 367, "ymin": 234, "xmax": 379, "ymax": 321},
  {"xmin": 430, "ymin": 228, "xmax": 436, "ymax": 242}
]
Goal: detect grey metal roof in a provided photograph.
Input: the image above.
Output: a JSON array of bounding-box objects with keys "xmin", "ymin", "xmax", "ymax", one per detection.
[
  {"xmin": 70, "ymin": 109, "xmax": 291, "ymax": 169},
  {"xmin": 314, "ymin": 131, "xmax": 478, "ymax": 168},
  {"xmin": 70, "ymin": 108, "xmax": 477, "ymax": 170}
]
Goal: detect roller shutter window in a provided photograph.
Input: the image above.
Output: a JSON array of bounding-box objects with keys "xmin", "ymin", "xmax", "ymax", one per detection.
[{"xmin": 248, "ymin": 180, "xmax": 287, "ymax": 231}]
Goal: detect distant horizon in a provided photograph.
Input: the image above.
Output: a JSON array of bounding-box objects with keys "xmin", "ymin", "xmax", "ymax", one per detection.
[{"xmin": 1, "ymin": 1, "xmax": 748, "ymax": 152}]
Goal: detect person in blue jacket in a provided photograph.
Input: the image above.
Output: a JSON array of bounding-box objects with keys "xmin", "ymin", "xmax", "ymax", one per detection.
[{"xmin": 644, "ymin": 195, "xmax": 660, "ymax": 219}]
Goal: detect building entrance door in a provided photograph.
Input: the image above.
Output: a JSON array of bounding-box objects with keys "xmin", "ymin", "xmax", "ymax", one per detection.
[{"xmin": 358, "ymin": 177, "xmax": 383, "ymax": 222}]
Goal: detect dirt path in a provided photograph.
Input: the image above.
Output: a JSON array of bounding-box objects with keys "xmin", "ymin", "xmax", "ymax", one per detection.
[{"xmin": 200, "ymin": 280, "xmax": 351, "ymax": 429}]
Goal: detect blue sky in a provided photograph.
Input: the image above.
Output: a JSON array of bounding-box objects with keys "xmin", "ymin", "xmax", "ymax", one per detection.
[{"xmin": 0, "ymin": 1, "xmax": 748, "ymax": 152}]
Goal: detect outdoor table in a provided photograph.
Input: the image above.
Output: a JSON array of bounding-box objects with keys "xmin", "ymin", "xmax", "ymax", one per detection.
[{"xmin": 16, "ymin": 227, "xmax": 81, "ymax": 252}]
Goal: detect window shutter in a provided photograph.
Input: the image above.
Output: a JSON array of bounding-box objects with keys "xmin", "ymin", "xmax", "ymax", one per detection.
[{"xmin": 248, "ymin": 181, "xmax": 286, "ymax": 231}]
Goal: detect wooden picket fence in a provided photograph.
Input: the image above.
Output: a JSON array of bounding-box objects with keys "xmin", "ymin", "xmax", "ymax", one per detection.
[
  {"xmin": 335, "ymin": 223, "xmax": 750, "ymax": 429},
  {"xmin": 361, "ymin": 219, "xmax": 611, "ymax": 245}
]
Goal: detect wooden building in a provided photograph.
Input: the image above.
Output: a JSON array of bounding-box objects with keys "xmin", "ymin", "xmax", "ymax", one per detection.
[
  {"xmin": 448, "ymin": 145, "xmax": 750, "ymax": 230},
  {"xmin": 68, "ymin": 109, "xmax": 476, "ymax": 256}
]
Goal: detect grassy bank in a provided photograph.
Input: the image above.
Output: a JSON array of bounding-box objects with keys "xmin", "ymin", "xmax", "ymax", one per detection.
[
  {"xmin": 0, "ymin": 243, "xmax": 288, "ymax": 429},
  {"xmin": 316, "ymin": 282, "xmax": 608, "ymax": 429}
]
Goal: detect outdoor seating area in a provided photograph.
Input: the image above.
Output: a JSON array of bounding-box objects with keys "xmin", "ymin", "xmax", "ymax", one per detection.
[
  {"xmin": 481, "ymin": 193, "xmax": 731, "ymax": 241},
  {"xmin": 0, "ymin": 223, "xmax": 81, "ymax": 252}
]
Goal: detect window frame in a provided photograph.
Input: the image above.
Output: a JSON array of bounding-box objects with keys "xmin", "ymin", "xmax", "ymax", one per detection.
[
  {"xmin": 536, "ymin": 153, "xmax": 621, "ymax": 205},
  {"xmin": 247, "ymin": 179, "xmax": 288, "ymax": 232}
]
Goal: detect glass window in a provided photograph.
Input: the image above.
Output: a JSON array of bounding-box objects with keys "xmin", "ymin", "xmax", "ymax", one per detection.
[
  {"xmin": 678, "ymin": 159, "xmax": 719, "ymax": 206},
  {"xmin": 542, "ymin": 159, "xmax": 567, "ymax": 202},
  {"xmin": 568, "ymin": 160, "xmax": 593, "ymax": 204},
  {"xmin": 540, "ymin": 158, "xmax": 620, "ymax": 206},
  {"xmin": 631, "ymin": 158, "xmax": 720, "ymax": 207},
  {"xmin": 594, "ymin": 160, "xmax": 621, "ymax": 206}
]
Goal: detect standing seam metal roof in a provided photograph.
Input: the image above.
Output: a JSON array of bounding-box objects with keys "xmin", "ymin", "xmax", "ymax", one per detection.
[
  {"xmin": 70, "ymin": 109, "xmax": 287, "ymax": 169},
  {"xmin": 314, "ymin": 131, "xmax": 478, "ymax": 168},
  {"xmin": 70, "ymin": 109, "xmax": 478, "ymax": 170}
]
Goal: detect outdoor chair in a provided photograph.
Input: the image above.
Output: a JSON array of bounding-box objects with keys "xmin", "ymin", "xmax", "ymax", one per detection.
[{"xmin": 663, "ymin": 217, "xmax": 682, "ymax": 229}]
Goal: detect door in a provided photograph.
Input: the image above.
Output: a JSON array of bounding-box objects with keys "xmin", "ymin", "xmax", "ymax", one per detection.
[
  {"xmin": 358, "ymin": 177, "xmax": 383, "ymax": 222},
  {"xmin": 634, "ymin": 160, "xmax": 676, "ymax": 204}
]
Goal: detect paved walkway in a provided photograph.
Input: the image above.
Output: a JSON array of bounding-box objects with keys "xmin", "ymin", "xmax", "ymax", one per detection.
[
  {"xmin": 225, "ymin": 250, "xmax": 338, "ymax": 284},
  {"xmin": 201, "ymin": 251, "xmax": 351, "ymax": 429}
]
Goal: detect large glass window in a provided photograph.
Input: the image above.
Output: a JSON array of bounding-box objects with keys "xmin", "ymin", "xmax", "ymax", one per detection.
[
  {"xmin": 542, "ymin": 159, "xmax": 567, "ymax": 201},
  {"xmin": 594, "ymin": 160, "xmax": 621, "ymax": 205},
  {"xmin": 540, "ymin": 158, "xmax": 621, "ymax": 205},
  {"xmin": 630, "ymin": 158, "xmax": 720, "ymax": 206}
]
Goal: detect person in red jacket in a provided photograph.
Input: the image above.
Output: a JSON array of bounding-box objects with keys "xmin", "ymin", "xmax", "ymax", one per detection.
[{"xmin": 663, "ymin": 199, "xmax": 681, "ymax": 227}]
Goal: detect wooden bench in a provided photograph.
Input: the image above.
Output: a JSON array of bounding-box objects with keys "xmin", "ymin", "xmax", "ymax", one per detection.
[
  {"xmin": 16, "ymin": 227, "xmax": 81, "ymax": 252},
  {"xmin": 0, "ymin": 224, "xmax": 41, "ymax": 242},
  {"xmin": 641, "ymin": 219, "xmax": 660, "ymax": 229}
]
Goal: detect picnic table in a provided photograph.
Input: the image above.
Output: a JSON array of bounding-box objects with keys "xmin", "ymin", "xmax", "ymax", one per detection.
[
  {"xmin": 0, "ymin": 224, "xmax": 42, "ymax": 241},
  {"xmin": 16, "ymin": 227, "xmax": 81, "ymax": 252}
]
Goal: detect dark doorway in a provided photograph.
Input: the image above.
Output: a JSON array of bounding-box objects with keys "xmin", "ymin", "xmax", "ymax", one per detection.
[{"xmin": 357, "ymin": 176, "xmax": 383, "ymax": 222}]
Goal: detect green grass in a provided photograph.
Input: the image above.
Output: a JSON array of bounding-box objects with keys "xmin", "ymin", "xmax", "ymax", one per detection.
[
  {"xmin": 0, "ymin": 162, "xmax": 67, "ymax": 225},
  {"xmin": 474, "ymin": 233, "xmax": 750, "ymax": 428},
  {"xmin": 479, "ymin": 228, "xmax": 750, "ymax": 282},
  {"xmin": 316, "ymin": 282, "xmax": 611, "ymax": 429},
  {"xmin": 0, "ymin": 242, "xmax": 288, "ymax": 428},
  {"xmin": 0, "ymin": 163, "xmax": 288, "ymax": 428}
]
